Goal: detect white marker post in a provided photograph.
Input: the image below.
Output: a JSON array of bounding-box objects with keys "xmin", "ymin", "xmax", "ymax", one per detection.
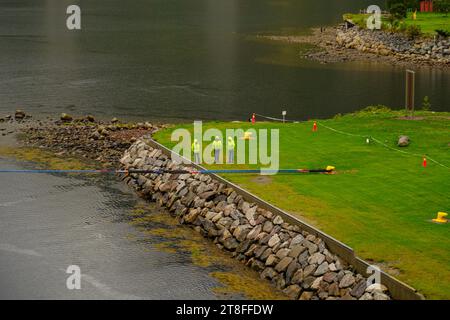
[{"xmin": 282, "ymin": 110, "xmax": 287, "ymax": 124}]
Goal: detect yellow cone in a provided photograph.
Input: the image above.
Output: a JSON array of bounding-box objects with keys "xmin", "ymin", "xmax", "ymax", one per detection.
[{"xmin": 432, "ymin": 212, "xmax": 448, "ymax": 224}]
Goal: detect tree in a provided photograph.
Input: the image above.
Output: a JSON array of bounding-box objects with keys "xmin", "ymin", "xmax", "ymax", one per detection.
[
  {"xmin": 404, "ymin": 0, "xmax": 420, "ymax": 11},
  {"xmin": 386, "ymin": 0, "xmax": 419, "ymax": 12},
  {"xmin": 386, "ymin": 0, "xmax": 402, "ymax": 9},
  {"xmin": 390, "ymin": 3, "xmax": 408, "ymax": 19},
  {"xmin": 435, "ymin": 29, "xmax": 450, "ymax": 37},
  {"xmin": 434, "ymin": 0, "xmax": 450, "ymax": 15}
]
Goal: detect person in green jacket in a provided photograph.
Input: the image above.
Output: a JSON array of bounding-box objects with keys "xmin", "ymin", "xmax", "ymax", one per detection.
[
  {"xmin": 191, "ymin": 139, "xmax": 200, "ymax": 164},
  {"xmin": 227, "ymin": 136, "xmax": 235, "ymax": 164},
  {"xmin": 212, "ymin": 136, "xmax": 222, "ymax": 164}
]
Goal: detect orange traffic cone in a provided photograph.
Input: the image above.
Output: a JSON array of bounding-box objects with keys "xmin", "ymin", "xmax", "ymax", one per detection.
[
  {"xmin": 423, "ymin": 157, "xmax": 427, "ymax": 168},
  {"xmin": 312, "ymin": 121, "xmax": 317, "ymax": 132}
]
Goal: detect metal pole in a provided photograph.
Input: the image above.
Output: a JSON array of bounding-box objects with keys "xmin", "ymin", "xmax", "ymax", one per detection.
[{"xmin": 405, "ymin": 70, "xmax": 415, "ymax": 119}]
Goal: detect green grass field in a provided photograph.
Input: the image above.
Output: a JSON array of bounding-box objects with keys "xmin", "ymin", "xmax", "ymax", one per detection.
[
  {"xmin": 154, "ymin": 108, "xmax": 450, "ymax": 299},
  {"xmin": 344, "ymin": 12, "xmax": 450, "ymax": 35},
  {"xmin": 403, "ymin": 12, "xmax": 450, "ymax": 34}
]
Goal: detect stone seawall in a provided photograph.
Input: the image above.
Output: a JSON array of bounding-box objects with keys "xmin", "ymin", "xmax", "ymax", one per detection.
[
  {"xmin": 262, "ymin": 26, "xmax": 449, "ymax": 68},
  {"xmin": 119, "ymin": 137, "xmax": 391, "ymax": 300},
  {"xmin": 336, "ymin": 27, "xmax": 450, "ymax": 65}
]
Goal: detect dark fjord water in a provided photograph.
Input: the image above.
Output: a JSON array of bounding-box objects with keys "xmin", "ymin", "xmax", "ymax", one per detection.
[
  {"xmin": 0, "ymin": 0, "xmax": 448, "ymax": 122},
  {"xmin": 0, "ymin": 157, "xmax": 282, "ymax": 299}
]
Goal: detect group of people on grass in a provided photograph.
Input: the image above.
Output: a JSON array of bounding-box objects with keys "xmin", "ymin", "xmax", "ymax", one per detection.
[
  {"xmin": 191, "ymin": 113, "xmax": 256, "ymax": 164},
  {"xmin": 191, "ymin": 136, "xmax": 235, "ymax": 164}
]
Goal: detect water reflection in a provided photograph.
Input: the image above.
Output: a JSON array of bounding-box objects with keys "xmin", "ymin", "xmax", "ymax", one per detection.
[
  {"xmin": 0, "ymin": 0, "xmax": 447, "ymax": 121},
  {"xmin": 0, "ymin": 156, "xmax": 282, "ymax": 299}
]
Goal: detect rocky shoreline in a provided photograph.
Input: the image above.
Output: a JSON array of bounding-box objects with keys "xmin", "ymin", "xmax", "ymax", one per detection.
[
  {"xmin": 1, "ymin": 111, "xmax": 166, "ymax": 167},
  {"xmin": 261, "ymin": 26, "xmax": 450, "ymax": 69},
  {"xmin": 1, "ymin": 111, "xmax": 407, "ymax": 300},
  {"xmin": 118, "ymin": 137, "xmax": 392, "ymax": 300}
]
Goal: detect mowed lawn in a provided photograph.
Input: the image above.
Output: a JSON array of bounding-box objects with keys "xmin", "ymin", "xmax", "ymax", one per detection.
[
  {"xmin": 154, "ymin": 110, "xmax": 450, "ymax": 299},
  {"xmin": 403, "ymin": 12, "xmax": 450, "ymax": 35},
  {"xmin": 344, "ymin": 12, "xmax": 450, "ymax": 35}
]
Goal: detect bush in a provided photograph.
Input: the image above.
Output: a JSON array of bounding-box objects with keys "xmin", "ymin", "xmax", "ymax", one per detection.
[
  {"xmin": 434, "ymin": 0, "xmax": 450, "ymax": 15},
  {"xmin": 387, "ymin": 0, "xmax": 420, "ymax": 11},
  {"xmin": 385, "ymin": 10, "xmax": 402, "ymax": 31},
  {"xmin": 404, "ymin": 0, "xmax": 420, "ymax": 10},
  {"xmin": 399, "ymin": 21, "xmax": 408, "ymax": 32},
  {"xmin": 387, "ymin": 0, "xmax": 402, "ymax": 9},
  {"xmin": 388, "ymin": 18, "xmax": 402, "ymax": 31},
  {"xmin": 390, "ymin": 3, "xmax": 408, "ymax": 19},
  {"xmin": 435, "ymin": 29, "xmax": 450, "ymax": 37},
  {"xmin": 360, "ymin": 105, "xmax": 392, "ymax": 114},
  {"xmin": 422, "ymin": 96, "xmax": 431, "ymax": 111},
  {"xmin": 406, "ymin": 24, "xmax": 422, "ymax": 39}
]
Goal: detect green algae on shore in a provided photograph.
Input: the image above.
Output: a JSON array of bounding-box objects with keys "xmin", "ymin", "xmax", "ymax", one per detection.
[
  {"xmin": 0, "ymin": 146, "xmax": 95, "ymax": 171},
  {"xmin": 128, "ymin": 204, "xmax": 285, "ymax": 299}
]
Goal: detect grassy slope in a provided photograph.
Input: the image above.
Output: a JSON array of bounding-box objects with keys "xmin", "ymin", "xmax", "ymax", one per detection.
[
  {"xmin": 344, "ymin": 12, "xmax": 450, "ymax": 35},
  {"xmin": 403, "ymin": 12, "xmax": 450, "ymax": 34},
  {"xmin": 153, "ymin": 110, "xmax": 450, "ymax": 299}
]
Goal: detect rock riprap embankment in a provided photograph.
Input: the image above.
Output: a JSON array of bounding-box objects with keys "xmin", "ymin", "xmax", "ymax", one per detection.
[
  {"xmin": 336, "ymin": 27, "xmax": 450, "ymax": 66},
  {"xmin": 119, "ymin": 138, "xmax": 391, "ymax": 300},
  {"xmin": 263, "ymin": 26, "xmax": 449, "ymax": 68}
]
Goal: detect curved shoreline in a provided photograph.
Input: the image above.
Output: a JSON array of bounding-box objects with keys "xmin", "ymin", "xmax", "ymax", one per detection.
[
  {"xmin": 2, "ymin": 110, "xmax": 450, "ymax": 299},
  {"xmin": 0, "ymin": 112, "xmax": 399, "ymax": 300},
  {"xmin": 260, "ymin": 26, "xmax": 450, "ymax": 69},
  {"xmin": 0, "ymin": 115, "xmax": 287, "ymax": 300}
]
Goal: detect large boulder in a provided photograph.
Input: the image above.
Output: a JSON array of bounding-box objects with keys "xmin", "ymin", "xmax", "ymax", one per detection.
[{"xmin": 398, "ymin": 135, "xmax": 410, "ymax": 147}]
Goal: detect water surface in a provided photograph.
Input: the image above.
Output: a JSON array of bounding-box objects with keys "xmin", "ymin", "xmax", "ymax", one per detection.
[
  {"xmin": 0, "ymin": 156, "xmax": 280, "ymax": 299},
  {"xmin": 0, "ymin": 0, "xmax": 448, "ymax": 122}
]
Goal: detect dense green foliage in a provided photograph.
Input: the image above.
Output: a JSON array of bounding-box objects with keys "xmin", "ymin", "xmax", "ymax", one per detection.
[
  {"xmin": 387, "ymin": 0, "xmax": 420, "ymax": 12},
  {"xmin": 434, "ymin": 0, "xmax": 450, "ymax": 14},
  {"xmin": 390, "ymin": 2, "xmax": 408, "ymax": 19}
]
